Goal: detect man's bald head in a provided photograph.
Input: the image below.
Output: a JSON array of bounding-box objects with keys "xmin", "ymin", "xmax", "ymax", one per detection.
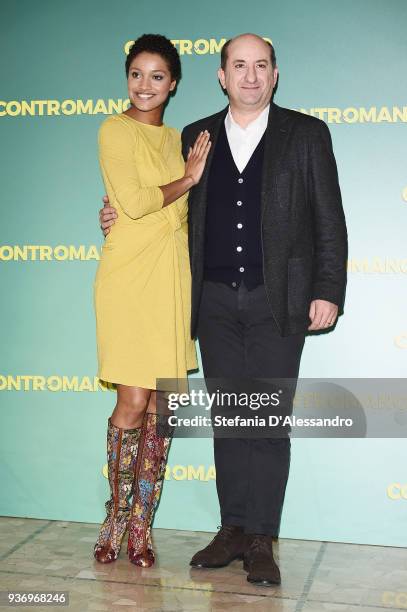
[
  {"xmin": 220, "ymin": 33, "xmax": 276, "ymax": 71},
  {"xmin": 217, "ymin": 32, "xmax": 278, "ymax": 114}
]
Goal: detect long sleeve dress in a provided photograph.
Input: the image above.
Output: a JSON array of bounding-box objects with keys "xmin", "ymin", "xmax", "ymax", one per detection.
[{"xmin": 94, "ymin": 113, "xmax": 197, "ymax": 389}]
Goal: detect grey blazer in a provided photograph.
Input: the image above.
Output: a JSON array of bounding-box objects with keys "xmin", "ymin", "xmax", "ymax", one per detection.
[{"xmin": 181, "ymin": 102, "xmax": 348, "ymax": 338}]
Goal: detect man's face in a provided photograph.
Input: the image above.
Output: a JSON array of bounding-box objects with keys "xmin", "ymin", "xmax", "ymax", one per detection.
[{"xmin": 218, "ymin": 35, "xmax": 278, "ymax": 112}]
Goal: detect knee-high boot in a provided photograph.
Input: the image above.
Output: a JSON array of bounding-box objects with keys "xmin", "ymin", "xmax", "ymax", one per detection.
[
  {"xmin": 127, "ymin": 412, "xmax": 172, "ymax": 567},
  {"xmin": 94, "ymin": 418, "xmax": 141, "ymax": 563}
]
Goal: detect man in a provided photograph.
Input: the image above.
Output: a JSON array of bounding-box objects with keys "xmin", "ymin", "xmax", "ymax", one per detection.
[{"xmin": 100, "ymin": 33, "xmax": 348, "ymax": 586}]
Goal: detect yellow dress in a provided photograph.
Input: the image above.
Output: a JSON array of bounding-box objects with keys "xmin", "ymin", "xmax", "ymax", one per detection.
[{"xmin": 94, "ymin": 113, "xmax": 197, "ymax": 388}]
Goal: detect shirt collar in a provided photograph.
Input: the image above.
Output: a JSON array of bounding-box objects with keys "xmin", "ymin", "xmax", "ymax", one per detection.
[{"xmin": 225, "ymin": 103, "xmax": 270, "ymax": 134}]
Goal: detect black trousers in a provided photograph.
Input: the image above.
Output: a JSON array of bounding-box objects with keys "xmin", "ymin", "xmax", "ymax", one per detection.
[{"xmin": 197, "ymin": 281, "xmax": 305, "ymax": 536}]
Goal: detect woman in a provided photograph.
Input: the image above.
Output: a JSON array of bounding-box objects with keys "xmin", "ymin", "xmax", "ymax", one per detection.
[{"xmin": 93, "ymin": 34, "xmax": 211, "ymax": 567}]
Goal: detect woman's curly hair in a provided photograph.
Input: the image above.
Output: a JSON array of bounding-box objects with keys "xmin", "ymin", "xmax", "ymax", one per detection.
[{"xmin": 125, "ymin": 34, "xmax": 181, "ymax": 82}]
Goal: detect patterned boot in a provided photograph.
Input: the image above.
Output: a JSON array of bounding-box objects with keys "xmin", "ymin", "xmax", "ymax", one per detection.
[
  {"xmin": 127, "ymin": 412, "xmax": 172, "ymax": 567},
  {"xmin": 94, "ymin": 418, "xmax": 141, "ymax": 563}
]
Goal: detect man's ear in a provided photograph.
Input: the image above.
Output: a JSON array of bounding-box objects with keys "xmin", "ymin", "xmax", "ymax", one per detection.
[{"xmin": 217, "ymin": 67, "xmax": 226, "ymax": 90}]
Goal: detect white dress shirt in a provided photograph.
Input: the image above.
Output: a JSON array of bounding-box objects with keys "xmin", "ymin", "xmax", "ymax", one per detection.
[{"xmin": 224, "ymin": 104, "xmax": 270, "ymax": 174}]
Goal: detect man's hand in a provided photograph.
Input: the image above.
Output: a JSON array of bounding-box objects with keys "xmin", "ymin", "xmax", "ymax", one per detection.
[
  {"xmin": 99, "ymin": 195, "xmax": 117, "ymax": 236},
  {"xmin": 308, "ymin": 299, "xmax": 338, "ymax": 331}
]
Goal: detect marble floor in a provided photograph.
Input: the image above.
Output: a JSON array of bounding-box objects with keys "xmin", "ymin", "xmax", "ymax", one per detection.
[{"xmin": 0, "ymin": 518, "xmax": 406, "ymax": 612}]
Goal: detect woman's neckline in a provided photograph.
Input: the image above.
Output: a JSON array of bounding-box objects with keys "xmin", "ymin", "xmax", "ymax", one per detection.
[{"xmin": 120, "ymin": 112, "xmax": 165, "ymax": 128}]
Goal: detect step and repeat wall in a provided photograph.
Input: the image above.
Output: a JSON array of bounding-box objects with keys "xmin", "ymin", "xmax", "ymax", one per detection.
[{"xmin": 1, "ymin": 0, "xmax": 406, "ymax": 547}]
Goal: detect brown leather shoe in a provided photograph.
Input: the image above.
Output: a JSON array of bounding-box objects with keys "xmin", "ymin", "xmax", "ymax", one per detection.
[
  {"xmin": 244, "ymin": 535, "xmax": 281, "ymax": 586},
  {"xmin": 190, "ymin": 525, "xmax": 246, "ymax": 568}
]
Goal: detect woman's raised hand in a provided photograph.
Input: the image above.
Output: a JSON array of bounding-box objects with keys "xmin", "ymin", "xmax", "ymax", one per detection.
[{"xmin": 184, "ymin": 131, "xmax": 211, "ymax": 186}]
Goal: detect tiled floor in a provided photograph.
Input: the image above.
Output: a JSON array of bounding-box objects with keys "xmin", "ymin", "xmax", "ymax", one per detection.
[{"xmin": 0, "ymin": 518, "xmax": 407, "ymax": 611}]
